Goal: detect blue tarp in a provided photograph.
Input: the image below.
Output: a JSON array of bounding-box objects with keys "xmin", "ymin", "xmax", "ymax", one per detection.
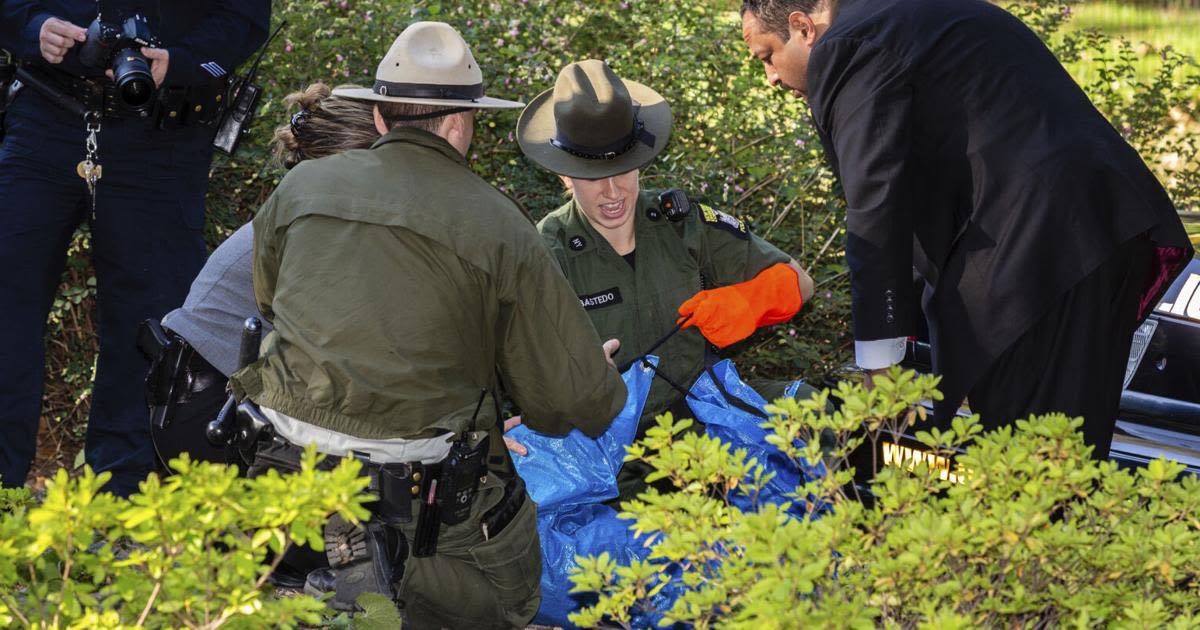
[
  {"xmin": 690, "ymin": 360, "xmax": 826, "ymax": 515},
  {"xmin": 513, "ymin": 356, "xmax": 821, "ymax": 628}
]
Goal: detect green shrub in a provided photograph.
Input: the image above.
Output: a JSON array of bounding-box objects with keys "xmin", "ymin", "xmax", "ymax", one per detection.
[
  {"xmin": 570, "ymin": 369, "xmax": 1200, "ymax": 628},
  {"xmin": 31, "ymin": 0, "xmax": 1199, "ymax": 478},
  {"xmin": 0, "ymin": 447, "xmax": 372, "ymax": 628}
]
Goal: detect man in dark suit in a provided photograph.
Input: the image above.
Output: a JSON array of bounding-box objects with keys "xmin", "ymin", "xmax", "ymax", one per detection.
[{"xmin": 741, "ymin": 0, "xmax": 1193, "ymax": 458}]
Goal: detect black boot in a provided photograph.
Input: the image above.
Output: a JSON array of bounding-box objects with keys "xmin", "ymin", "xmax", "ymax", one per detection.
[{"xmin": 320, "ymin": 514, "xmax": 405, "ymax": 612}]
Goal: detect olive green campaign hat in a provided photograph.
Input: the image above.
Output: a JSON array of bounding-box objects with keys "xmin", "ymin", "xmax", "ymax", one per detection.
[
  {"xmin": 333, "ymin": 21, "xmax": 524, "ymax": 109},
  {"xmin": 517, "ymin": 60, "xmax": 672, "ymax": 179}
]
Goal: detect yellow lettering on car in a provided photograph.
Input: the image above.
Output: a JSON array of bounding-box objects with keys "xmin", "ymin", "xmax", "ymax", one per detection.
[{"xmin": 880, "ymin": 441, "xmax": 968, "ymax": 484}]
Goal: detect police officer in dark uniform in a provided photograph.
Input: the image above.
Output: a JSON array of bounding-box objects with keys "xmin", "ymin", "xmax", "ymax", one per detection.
[{"xmin": 0, "ymin": 0, "xmax": 269, "ymax": 494}]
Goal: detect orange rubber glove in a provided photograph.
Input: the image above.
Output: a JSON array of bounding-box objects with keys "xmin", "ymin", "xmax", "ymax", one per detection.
[{"xmin": 677, "ymin": 263, "xmax": 803, "ymax": 348}]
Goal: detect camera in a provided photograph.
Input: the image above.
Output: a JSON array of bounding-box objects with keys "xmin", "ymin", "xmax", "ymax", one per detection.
[{"xmin": 78, "ymin": 14, "xmax": 161, "ymax": 114}]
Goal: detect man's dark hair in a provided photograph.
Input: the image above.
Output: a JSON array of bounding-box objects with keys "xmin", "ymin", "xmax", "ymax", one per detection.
[
  {"xmin": 375, "ymin": 102, "xmax": 468, "ymax": 135},
  {"xmin": 740, "ymin": 0, "xmax": 830, "ymax": 42}
]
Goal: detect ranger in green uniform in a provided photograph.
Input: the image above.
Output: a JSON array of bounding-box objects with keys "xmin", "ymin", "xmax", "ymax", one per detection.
[
  {"xmin": 516, "ymin": 60, "xmax": 817, "ymax": 499},
  {"xmin": 229, "ymin": 25, "xmax": 626, "ymax": 629}
]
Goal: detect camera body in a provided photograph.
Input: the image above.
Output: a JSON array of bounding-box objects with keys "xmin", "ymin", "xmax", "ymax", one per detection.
[{"xmin": 78, "ymin": 14, "xmax": 161, "ymax": 115}]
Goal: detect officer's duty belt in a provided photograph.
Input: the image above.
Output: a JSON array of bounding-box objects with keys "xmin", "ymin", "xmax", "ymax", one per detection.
[
  {"xmin": 248, "ymin": 436, "xmax": 442, "ymax": 525},
  {"xmin": 248, "ymin": 435, "xmax": 526, "ymax": 552},
  {"xmin": 22, "ymin": 66, "xmax": 126, "ymax": 119}
]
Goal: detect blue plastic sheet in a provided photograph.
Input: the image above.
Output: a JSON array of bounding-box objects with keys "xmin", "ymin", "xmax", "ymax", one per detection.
[
  {"xmin": 508, "ymin": 356, "xmax": 655, "ymax": 510},
  {"xmin": 689, "ymin": 359, "xmax": 825, "ymax": 515},
  {"xmin": 511, "ymin": 358, "xmax": 657, "ymax": 628},
  {"xmin": 515, "ymin": 356, "xmax": 822, "ymax": 628}
]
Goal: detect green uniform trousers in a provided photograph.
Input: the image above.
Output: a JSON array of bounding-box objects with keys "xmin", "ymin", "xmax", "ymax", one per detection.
[{"xmin": 396, "ymin": 472, "xmax": 541, "ymax": 630}]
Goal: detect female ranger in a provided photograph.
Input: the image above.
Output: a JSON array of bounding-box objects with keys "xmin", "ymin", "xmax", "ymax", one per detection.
[{"xmin": 516, "ymin": 60, "xmax": 817, "ymax": 498}]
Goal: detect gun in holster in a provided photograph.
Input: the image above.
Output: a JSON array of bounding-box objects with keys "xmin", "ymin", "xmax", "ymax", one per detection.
[
  {"xmin": 206, "ymin": 317, "xmax": 273, "ymax": 459},
  {"xmin": 138, "ymin": 319, "xmax": 190, "ymax": 430}
]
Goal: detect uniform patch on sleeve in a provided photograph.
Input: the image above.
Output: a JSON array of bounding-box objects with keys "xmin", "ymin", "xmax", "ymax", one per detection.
[
  {"xmin": 700, "ymin": 204, "xmax": 748, "ymax": 240},
  {"xmin": 201, "ymin": 61, "xmax": 227, "ymax": 78},
  {"xmin": 578, "ymin": 287, "xmax": 623, "ymax": 310}
]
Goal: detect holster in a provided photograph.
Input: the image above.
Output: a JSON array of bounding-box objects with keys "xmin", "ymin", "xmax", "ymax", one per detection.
[{"xmin": 139, "ymin": 319, "xmax": 188, "ymax": 429}]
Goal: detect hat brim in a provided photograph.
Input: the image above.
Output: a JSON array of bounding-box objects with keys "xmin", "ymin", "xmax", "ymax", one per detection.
[
  {"xmin": 331, "ymin": 86, "xmax": 525, "ymax": 109},
  {"xmin": 517, "ymin": 78, "xmax": 672, "ymax": 180}
]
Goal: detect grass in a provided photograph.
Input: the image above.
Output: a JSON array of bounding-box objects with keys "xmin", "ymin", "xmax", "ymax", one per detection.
[
  {"xmin": 1069, "ymin": 1, "xmax": 1200, "ymax": 61},
  {"xmin": 1063, "ymin": 1, "xmax": 1200, "ymax": 90},
  {"xmin": 1183, "ymin": 213, "xmax": 1200, "ymax": 244}
]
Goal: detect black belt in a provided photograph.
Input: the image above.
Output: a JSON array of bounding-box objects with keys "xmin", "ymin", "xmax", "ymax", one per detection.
[
  {"xmin": 19, "ymin": 65, "xmax": 126, "ymax": 119},
  {"xmin": 247, "ymin": 436, "xmax": 444, "ymax": 525}
]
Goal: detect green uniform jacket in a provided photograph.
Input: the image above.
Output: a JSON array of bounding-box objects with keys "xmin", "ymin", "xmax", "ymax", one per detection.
[
  {"xmin": 230, "ymin": 128, "xmax": 626, "ymax": 440},
  {"xmin": 537, "ymin": 190, "xmax": 790, "ymax": 427}
]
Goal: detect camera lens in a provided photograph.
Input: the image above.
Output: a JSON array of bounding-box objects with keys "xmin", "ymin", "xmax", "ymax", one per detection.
[{"xmin": 112, "ymin": 48, "xmax": 155, "ymax": 110}]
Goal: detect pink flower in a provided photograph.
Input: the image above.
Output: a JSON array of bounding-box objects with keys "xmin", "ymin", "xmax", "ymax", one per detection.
[
  {"xmin": 338, "ymin": 0, "xmax": 348, "ymax": 9},
  {"xmin": 284, "ymin": 43, "xmax": 293, "ymax": 53}
]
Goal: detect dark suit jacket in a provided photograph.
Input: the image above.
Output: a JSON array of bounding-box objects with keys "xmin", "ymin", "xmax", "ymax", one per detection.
[{"xmin": 807, "ymin": 0, "xmax": 1192, "ymax": 413}]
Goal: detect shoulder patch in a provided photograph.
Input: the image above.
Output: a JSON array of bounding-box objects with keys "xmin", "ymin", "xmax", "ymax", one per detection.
[
  {"xmin": 568, "ymin": 235, "xmax": 587, "ymax": 251},
  {"xmin": 700, "ymin": 204, "xmax": 749, "ymax": 240},
  {"xmin": 578, "ymin": 287, "xmax": 623, "ymax": 311}
]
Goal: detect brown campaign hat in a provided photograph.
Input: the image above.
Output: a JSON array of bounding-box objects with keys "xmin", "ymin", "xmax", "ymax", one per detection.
[
  {"xmin": 333, "ymin": 21, "xmax": 523, "ymax": 109},
  {"xmin": 517, "ymin": 60, "xmax": 672, "ymax": 179}
]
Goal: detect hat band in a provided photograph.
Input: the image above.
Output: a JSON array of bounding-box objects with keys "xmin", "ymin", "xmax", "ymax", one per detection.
[
  {"xmin": 373, "ymin": 79, "xmax": 484, "ymax": 101},
  {"xmin": 550, "ymin": 115, "xmax": 657, "ymax": 161}
]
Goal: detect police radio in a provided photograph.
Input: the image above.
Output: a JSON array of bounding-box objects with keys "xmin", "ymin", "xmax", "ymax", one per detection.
[{"xmin": 656, "ymin": 189, "xmax": 692, "ymax": 222}]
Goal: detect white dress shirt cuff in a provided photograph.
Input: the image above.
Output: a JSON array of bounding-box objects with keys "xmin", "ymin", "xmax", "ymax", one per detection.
[{"xmin": 855, "ymin": 337, "xmax": 907, "ymax": 370}]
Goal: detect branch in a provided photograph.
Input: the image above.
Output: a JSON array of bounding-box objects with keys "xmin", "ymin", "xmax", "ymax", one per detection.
[
  {"xmin": 815, "ymin": 270, "xmax": 848, "ymax": 289},
  {"xmin": 763, "ymin": 196, "xmax": 799, "ymax": 239},
  {"xmin": 136, "ymin": 580, "xmax": 163, "ymax": 627},
  {"xmin": 0, "ymin": 592, "xmax": 30, "ymax": 627},
  {"xmin": 808, "ymin": 226, "xmax": 843, "ymax": 271},
  {"xmin": 730, "ymin": 134, "xmax": 776, "ymax": 158},
  {"xmin": 732, "ymin": 173, "xmax": 779, "ymax": 208},
  {"xmin": 253, "ymin": 539, "xmax": 292, "ymax": 591}
]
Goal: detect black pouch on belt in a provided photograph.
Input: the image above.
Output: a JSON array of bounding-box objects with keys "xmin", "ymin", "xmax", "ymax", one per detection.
[
  {"xmin": 436, "ymin": 435, "xmax": 489, "ymax": 526},
  {"xmin": 185, "ymin": 78, "xmax": 226, "ymax": 127},
  {"xmin": 375, "ymin": 464, "xmax": 416, "ymax": 526},
  {"xmin": 155, "ymin": 86, "xmax": 187, "ymax": 130}
]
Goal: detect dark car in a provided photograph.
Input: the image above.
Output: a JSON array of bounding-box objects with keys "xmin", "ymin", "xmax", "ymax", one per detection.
[{"xmin": 853, "ymin": 257, "xmax": 1200, "ymax": 483}]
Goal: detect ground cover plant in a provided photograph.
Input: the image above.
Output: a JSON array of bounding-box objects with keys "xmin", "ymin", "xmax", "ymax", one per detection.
[
  {"xmin": 24, "ymin": 0, "xmax": 1200, "ymax": 485},
  {"xmin": 0, "ymin": 448, "xmax": 374, "ymax": 628},
  {"xmin": 568, "ymin": 369, "xmax": 1200, "ymax": 628}
]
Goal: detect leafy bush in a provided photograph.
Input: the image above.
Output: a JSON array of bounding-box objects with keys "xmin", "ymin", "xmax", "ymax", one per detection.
[
  {"xmin": 0, "ymin": 448, "xmax": 372, "ymax": 628},
  {"xmin": 570, "ymin": 369, "xmax": 1200, "ymax": 628},
  {"xmin": 30, "ymin": 0, "xmax": 1199, "ymax": 479}
]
